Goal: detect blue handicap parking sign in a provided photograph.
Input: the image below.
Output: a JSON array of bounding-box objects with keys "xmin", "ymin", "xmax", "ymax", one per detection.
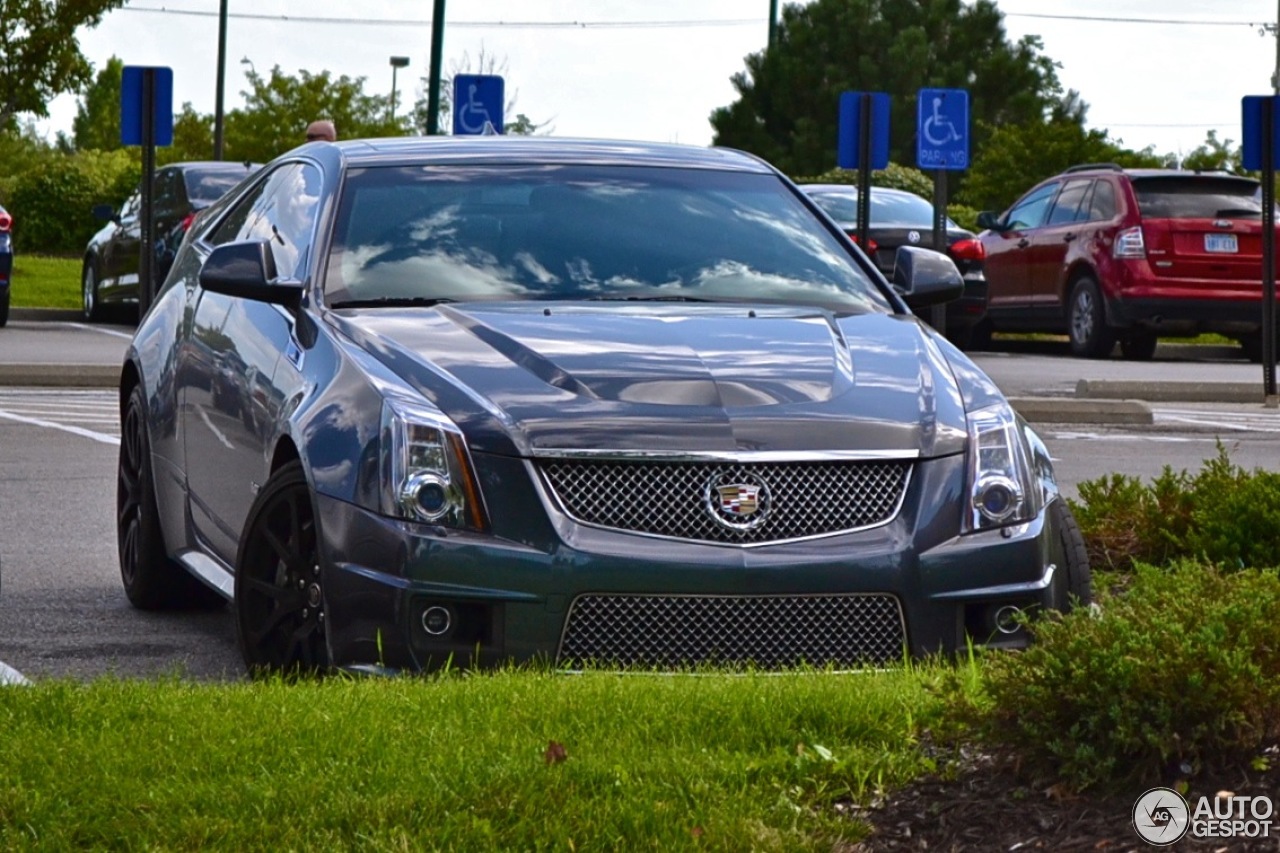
[
  {"xmin": 917, "ymin": 88, "xmax": 968, "ymax": 170},
  {"xmin": 453, "ymin": 74, "xmax": 504, "ymax": 135}
]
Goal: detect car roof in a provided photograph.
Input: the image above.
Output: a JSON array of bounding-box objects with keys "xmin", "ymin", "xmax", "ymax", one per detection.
[
  {"xmin": 1059, "ymin": 165, "xmax": 1257, "ymax": 183},
  {"xmin": 323, "ymin": 136, "xmax": 777, "ymax": 173},
  {"xmin": 798, "ymin": 183, "xmax": 919, "ymax": 198}
]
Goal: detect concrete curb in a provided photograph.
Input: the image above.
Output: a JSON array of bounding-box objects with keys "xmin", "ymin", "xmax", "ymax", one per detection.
[
  {"xmin": 1010, "ymin": 397, "xmax": 1152, "ymax": 425},
  {"xmin": 9, "ymin": 307, "xmax": 85, "ymax": 322},
  {"xmin": 1076, "ymin": 379, "xmax": 1269, "ymax": 404},
  {"xmin": 0, "ymin": 363, "xmax": 119, "ymax": 387}
]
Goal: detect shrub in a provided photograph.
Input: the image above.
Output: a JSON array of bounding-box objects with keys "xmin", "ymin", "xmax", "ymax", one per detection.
[
  {"xmin": 5, "ymin": 149, "xmax": 137, "ymax": 254},
  {"xmin": 960, "ymin": 562, "xmax": 1280, "ymax": 792},
  {"xmin": 1068, "ymin": 443, "xmax": 1280, "ymax": 572}
]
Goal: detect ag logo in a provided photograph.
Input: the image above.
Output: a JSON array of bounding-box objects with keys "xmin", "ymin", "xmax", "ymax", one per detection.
[{"xmin": 1132, "ymin": 787, "xmax": 1189, "ymax": 845}]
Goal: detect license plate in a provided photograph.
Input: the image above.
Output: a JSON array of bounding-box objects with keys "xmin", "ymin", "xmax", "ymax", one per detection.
[{"xmin": 1205, "ymin": 233, "xmax": 1238, "ymax": 253}]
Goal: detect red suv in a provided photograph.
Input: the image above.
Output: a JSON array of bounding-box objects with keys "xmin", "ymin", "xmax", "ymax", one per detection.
[{"xmin": 975, "ymin": 165, "xmax": 1271, "ymax": 359}]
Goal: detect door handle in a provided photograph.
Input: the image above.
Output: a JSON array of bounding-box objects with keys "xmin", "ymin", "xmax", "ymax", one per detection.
[
  {"xmin": 1063, "ymin": 233, "xmax": 1077, "ymax": 243},
  {"xmin": 1016, "ymin": 238, "xmax": 1029, "ymax": 249}
]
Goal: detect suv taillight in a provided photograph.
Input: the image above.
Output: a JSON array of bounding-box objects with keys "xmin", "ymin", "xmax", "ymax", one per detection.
[
  {"xmin": 847, "ymin": 233, "xmax": 879, "ymax": 255},
  {"xmin": 1114, "ymin": 226, "xmax": 1145, "ymax": 259},
  {"xmin": 950, "ymin": 238, "xmax": 986, "ymax": 261},
  {"xmin": 180, "ymin": 212, "xmax": 196, "ymax": 232},
  {"xmin": 0, "ymin": 212, "xmax": 11, "ymax": 233}
]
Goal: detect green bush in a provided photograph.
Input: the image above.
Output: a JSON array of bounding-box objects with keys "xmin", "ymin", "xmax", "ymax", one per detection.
[
  {"xmin": 958, "ymin": 562, "xmax": 1280, "ymax": 791},
  {"xmin": 1069, "ymin": 443, "xmax": 1280, "ymax": 571},
  {"xmin": 793, "ymin": 162, "xmax": 934, "ymax": 197},
  {"xmin": 5, "ymin": 149, "xmax": 137, "ymax": 255}
]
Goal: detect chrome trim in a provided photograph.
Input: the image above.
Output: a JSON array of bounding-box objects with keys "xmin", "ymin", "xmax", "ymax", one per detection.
[
  {"xmin": 528, "ymin": 459, "xmax": 914, "ymax": 549},
  {"xmin": 530, "ymin": 448, "xmax": 920, "ymax": 463},
  {"xmin": 176, "ymin": 549, "xmax": 235, "ymax": 599},
  {"xmin": 932, "ymin": 563, "xmax": 1056, "ymax": 601}
]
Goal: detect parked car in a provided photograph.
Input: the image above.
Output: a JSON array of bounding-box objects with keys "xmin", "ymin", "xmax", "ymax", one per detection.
[
  {"xmin": 0, "ymin": 203, "xmax": 11, "ymax": 327},
  {"xmin": 799, "ymin": 184, "xmax": 987, "ymax": 349},
  {"xmin": 117, "ymin": 137, "xmax": 1090, "ymax": 677},
  {"xmin": 82, "ymin": 160, "xmax": 259, "ymax": 322},
  {"xmin": 977, "ymin": 164, "xmax": 1273, "ymax": 359}
]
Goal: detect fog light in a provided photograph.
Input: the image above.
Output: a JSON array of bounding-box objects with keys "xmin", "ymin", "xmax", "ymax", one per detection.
[
  {"xmin": 422, "ymin": 605, "xmax": 453, "ymax": 636},
  {"xmin": 992, "ymin": 605, "xmax": 1023, "ymax": 635}
]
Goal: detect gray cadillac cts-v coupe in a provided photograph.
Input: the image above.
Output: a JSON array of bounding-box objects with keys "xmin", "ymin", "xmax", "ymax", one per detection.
[{"xmin": 116, "ymin": 136, "xmax": 1091, "ymax": 676}]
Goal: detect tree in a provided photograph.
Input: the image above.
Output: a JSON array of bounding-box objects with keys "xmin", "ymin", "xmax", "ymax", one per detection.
[
  {"xmin": 73, "ymin": 56, "xmax": 124, "ymax": 152},
  {"xmin": 710, "ymin": 0, "xmax": 1062, "ymax": 179},
  {"xmin": 1179, "ymin": 130, "xmax": 1241, "ymax": 174},
  {"xmin": 0, "ymin": 0, "xmax": 125, "ymax": 128},
  {"xmin": 223, "ymin": 67, "xmax": 404, "ymax": 163}
]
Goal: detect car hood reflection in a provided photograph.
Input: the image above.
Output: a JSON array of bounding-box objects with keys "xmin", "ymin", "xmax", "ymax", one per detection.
[{"xmin": 331, "ymin": 303, "xmax": 969, "ymax": 458}]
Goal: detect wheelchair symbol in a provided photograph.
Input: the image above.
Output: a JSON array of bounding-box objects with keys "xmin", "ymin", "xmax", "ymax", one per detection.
[
  {"xmin": 458, "ymin": 84, "xmax": 497, "ymax": 134},
  {"xmin": 923, "ymin": 96, "xmax": 962, "ymax": 146}
]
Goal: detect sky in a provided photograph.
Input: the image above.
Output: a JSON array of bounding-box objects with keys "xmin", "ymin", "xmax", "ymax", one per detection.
[{"xmin": 34, "ymin": 0, "xmax": 1280, "ymax": 162}]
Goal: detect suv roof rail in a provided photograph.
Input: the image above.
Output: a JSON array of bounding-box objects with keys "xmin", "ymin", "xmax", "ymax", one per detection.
[{"xmin": 1062, "ymin": 163, "xmax": 1124, "ymax": 174}]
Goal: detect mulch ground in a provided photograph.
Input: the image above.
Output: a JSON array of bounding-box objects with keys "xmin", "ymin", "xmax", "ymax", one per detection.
[{"xmin": 850, "ymin": 744, "xmax": 1280, "ymax": 852}]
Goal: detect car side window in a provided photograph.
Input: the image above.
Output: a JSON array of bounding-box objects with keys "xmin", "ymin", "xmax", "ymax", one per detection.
[
  {"xmin": 1045, "ymin": 180, "xmax": 1091, "ymax": 226},
  {"xmin": 1004, "ymin": 183, "xmax": 1059, "ymax": 230},
  {"xmin": 1085, "ymin": 180, "xmax": 1117, "ymax": 221},
  {"xmin": 154, "ymin": 170, "xmax": 182, "ymax": 217},
  {"xmin": 118, "ymin": 190, "xmax": 141, "ymax": 223},
  {"xmin": 207, "ymin": 163, "xmax": 322, "ymax": 279}
]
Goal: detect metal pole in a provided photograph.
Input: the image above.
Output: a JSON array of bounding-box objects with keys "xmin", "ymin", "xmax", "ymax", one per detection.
[
  {"xmin": 930, "ymin": 170, "xmax": 948, "ymax": 333},
  {"xmin": 768, "ymin": 0, "xmax": 779, "ymax": 48},
  {"xmin": 856, "ymin": 94, "xmax": 872, "ymax": 251},
  {"xmin": 391, "ymin": 66, "xmax": 398, "ymax": 121},
  {"xmin": 140, "ymin": 70, "xmax": 157, "ymax": 317},
  {"xmin": 213, "ymin": 0, "xmax": 228, "ymax": 159},
  {"xmin": 426, "ymin": 0, "xmax": 446, "ymax": 135},
  {"xmin": 1263, "ymin": 96, "xmax": 1277, "ymax": 403}
]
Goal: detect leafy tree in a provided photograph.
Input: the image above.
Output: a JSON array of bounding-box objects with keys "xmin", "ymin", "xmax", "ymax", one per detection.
[
  {"xmin": 711, "ymin": 0, "xmax": 1063, "ymax": 178},
  {"xmin": 0, "ymin": 0, "xmax": 125, "ymax": 128},
  {"xmin": 223, "ymin": 67, "xmax": 404, "ymax": 163},
  {"xmin": 1179, "ymin": 130, "xmax": 1241, "ymax": 174},
  {"xmin": 73, "ymin": 56, "xmax": 124, "ymax": 152},
  {"xmin": 165, "ymin": 103, "xmax": 215, "ymax": 163}
]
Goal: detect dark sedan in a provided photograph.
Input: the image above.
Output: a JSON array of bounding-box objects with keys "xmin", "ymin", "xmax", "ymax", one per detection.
[
  {"xmin": 800, "ymin": 184, "xmax": 988, "ymax": 349},
  {"xmin": 118, "ymin": 137, "xmax": 1090, "ymax": 676},
  {"xmin": 0, "ymin": 203, "xmax": 11, "ymax": 327},
  {"xmin": 83, "ymin": 160, "xmax": 259, "ymax": 322}
]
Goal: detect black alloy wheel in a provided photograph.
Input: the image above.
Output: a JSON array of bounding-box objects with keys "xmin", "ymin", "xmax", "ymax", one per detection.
[
  {"xmin": 235, "ymin": 460, "xmax": 331, "ymax": 676},
  {"xmin": 118, "ymin": 383, "xmax": 223, "ymax": 610},
  {"xmin": 1067, "ymin": 277, "xmax": 1117, "ymax": 359},
  {"xmin": 82, "ymin": 263, "xmax": 104, "ymax": 322}
]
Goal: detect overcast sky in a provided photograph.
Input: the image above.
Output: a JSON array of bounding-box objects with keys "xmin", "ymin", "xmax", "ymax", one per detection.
[{"xmin": 36, "ymin": 0, "xmax": 1280, "ymax": 161}]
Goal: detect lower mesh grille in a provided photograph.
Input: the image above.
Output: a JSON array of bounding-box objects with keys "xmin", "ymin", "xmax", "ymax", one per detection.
[{"xmin": 558, "ymin": 593, "xmax": 905, "ymax": 669}]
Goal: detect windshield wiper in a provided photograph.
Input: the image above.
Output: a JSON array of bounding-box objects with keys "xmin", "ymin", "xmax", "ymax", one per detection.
[{"xmin": 328, "ymin": 296, "xmax": 457, "ymax": 309}]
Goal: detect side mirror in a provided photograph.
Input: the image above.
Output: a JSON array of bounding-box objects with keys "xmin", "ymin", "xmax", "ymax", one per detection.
[
  {"xmin": 975, "ymin": 210, "xmax": 1002, "ymax": 231},
  {"xmin": 199, "ymin": 239, "xmax": 302, "ymax": 308},
  {"xmin": 92, "ymin": 204, "xmax": 118, "ymax": 224},
  {"xmin": 892, "ymin": 246, "xmax": 964, "ymax": 309}
]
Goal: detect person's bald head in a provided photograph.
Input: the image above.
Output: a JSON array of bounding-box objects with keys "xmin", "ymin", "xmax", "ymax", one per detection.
[{"xmin": 305, "ymin": 120, "xmax": 336, "ymax": 142}]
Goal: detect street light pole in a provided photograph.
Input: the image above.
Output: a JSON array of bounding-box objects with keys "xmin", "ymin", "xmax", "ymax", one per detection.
[
  {"xmin": 213, "ymin": 0, "xmax": 228, "ymax": 159},
  {"xmin": 390, "ymin": 56, "xmax": 410, "ymax": 123},
  {"xmin": 427, "ymin": 0, "xmax": 446, "ymax": 134}
]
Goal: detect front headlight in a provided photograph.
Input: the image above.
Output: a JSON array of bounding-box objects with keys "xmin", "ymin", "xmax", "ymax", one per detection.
[
  {"xmin": 379, "ymin": 394, "xmax": 487, "ymax": 531},
  {"xmin": 963, "ymin": 402, "xmax": 1043, "ymax": 533}
]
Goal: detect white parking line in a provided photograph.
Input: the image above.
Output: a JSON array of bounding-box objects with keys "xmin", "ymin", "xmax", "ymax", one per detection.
[
  {"xmin": 0, "ymin": 408, "xmax": 120, "ymax": 446},
  {"xmin": 63, "ymin": 322, "xmax": 134, "ymax": 340}
]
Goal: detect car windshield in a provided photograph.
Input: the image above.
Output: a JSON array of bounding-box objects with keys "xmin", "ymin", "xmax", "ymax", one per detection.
[
  {"xmin": 1132, "ymin": 177, "xmax": 1263, "ymax": 219},
  {"xmin": 808, "ymin": 188, "xmax": 959, "ymax": 230},
  {"xmin": 323, "ymin": 165, "xmax": 893, "ymax": 314},
  {"xmin": 186, "ymin": 170, "xmax": 252, "ymax": 202}
]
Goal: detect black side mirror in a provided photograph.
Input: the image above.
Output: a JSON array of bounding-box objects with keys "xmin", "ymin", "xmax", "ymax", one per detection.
[
  {"xmin": 975, "ymin": 210, "xmax": 1002, "ymax": 231},
  {"xmin": 199, "ymin": 239, "xmax": 302, "ymax": 309},
  {"xmin": 892, "ymin": 246, "xmax": 964, "ymax": 309},
  {"xmin": 92, "ymin": 204, "xmax": 119, "ymax": 224}
]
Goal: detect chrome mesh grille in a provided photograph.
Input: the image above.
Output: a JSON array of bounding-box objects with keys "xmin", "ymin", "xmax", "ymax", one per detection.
[
  {"xmin": 558, "ymin": 594, "xmax": 905, "ymax": 669},
  {"xmin": 538, "ymin": 459, "xmax": 911, "ymax": 544}
]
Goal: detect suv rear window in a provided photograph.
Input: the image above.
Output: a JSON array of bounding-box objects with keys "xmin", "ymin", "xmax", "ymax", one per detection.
[{"xmin": 1131, "ymin": 177, "xmax": 1262, "ymax": 219}]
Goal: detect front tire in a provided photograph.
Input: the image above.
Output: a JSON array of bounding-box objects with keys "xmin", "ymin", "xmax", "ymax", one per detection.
[
  {"xmin": 1119, "ymin": 328, "xmax": 1158, "ymax": 361},
  {"xmin": 0, "ymin": 289, "xmax": 9, "ymax": 328},
  {"xmin": 1067, "ymin": 277, "xmax": 1116, "ymax": 359},
  {"xmin": 118, "ymin": 383, "xmax": 223, "ymax": 610},
  {"xmin": 1050, "ymin": 499, "xmax": 1092, "ymax": 610},
  {"xmin": 82, "ymin": 263, "xmax": 104, "ymax": 322},
  {"xmin": 235, "ymin": 460, "xmax": 331, "ymax": 677}
]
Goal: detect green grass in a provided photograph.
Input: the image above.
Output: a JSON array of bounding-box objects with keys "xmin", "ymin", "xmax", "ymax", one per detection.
[
  {"xmin": 0, "ymin": 666, "xmax": 952, "ymax": 851},
  {"xmin": 10, "ymin": 254, "xmax": 81, "ymax": 309}
]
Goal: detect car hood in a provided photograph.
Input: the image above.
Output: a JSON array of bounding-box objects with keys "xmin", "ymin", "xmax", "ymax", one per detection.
[{"xmin": 330, "ymin": 303, "xmax": 973, "ymax": 459}]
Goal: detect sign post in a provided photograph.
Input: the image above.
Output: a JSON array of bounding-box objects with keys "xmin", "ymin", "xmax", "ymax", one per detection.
[
  {"xmin": 1242, "ymin": 94, "xmax": 1280, "ymax": 405},
  {"xmin": 121, "ymin": 66, "xmax": 174, "ymax": 318},
  {"xmin": 837, "ymin": 91, "xmax": 890, "ymax": 250},
  {"xmin": 917, "ymin": 88, "xmax": 969, "ymax": 334},
  {"xmin": 452, "ymin": 74, "xmax": 504, "ymax": 135}
]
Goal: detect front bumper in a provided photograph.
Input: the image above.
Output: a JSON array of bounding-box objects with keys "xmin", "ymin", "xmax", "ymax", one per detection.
[{"xmin": 316, "ymin": 452, "xmax": 1066, "ymax": 672}]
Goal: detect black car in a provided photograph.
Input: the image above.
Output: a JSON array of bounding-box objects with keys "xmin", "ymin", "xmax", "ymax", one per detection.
[
  {"xmin": 118, "ymin": 137, "xmax": 1090, "ymax": 677},
  {"xmin": 82, "ymin": 160, "xmax": 259, "ymax": 322},
  {"xmin": 0, "ymin": 203, "xmax": 11, "ymax": 327},
  {"xmin": 800, "ymin": 184, "xmax": 988, "ymax": 349}
]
